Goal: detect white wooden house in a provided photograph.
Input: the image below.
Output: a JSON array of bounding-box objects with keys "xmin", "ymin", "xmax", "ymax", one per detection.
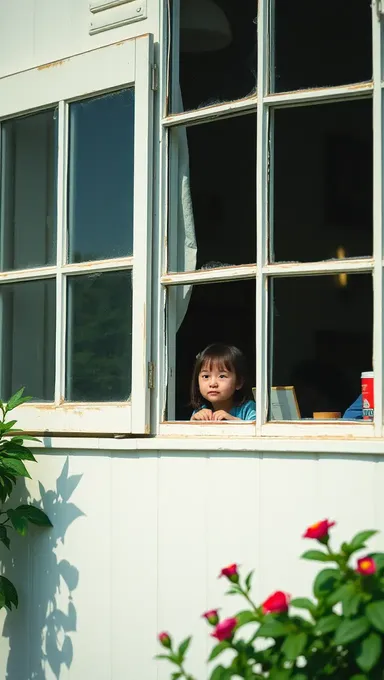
[{"xmin": 0, "ymin": 0, "xmax": 384, "ymax": 677}]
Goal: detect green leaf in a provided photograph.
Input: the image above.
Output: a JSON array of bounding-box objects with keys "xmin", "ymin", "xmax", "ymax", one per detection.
[
  {"xmin": 209, "ymin": 666, "xmax": 229, "ymax": 680},
  {"xmin": 0, "ymin": 475, "xmax": 14, "ymax": 501},
  {"xmin": 236, "ymin": 610, "xmax": 257, "ymax": 628},
  {"xmin": 257, "ymin": 619, "xmax": 290, "ymax": 638},
  {"xmin": 0, "ymin": 420, "xmax": 17, "ymax": 434},
  {"xmin": 245, "ymin": 570, "xmax": 254, "ymax": 592},
  {"xmin": 5, "ymin": 388, "xmax": 31, "ymax": 413},
  {"xmin": 343, "ymin": 592, "xmax": 362, "ymax": 618},
  {"xmin": 369, "ymin": 553, "xmax": 384, "ymax": 571},
  {"xmin": 282, "ymin": 632, "xmax": 308, "ymax": 661},
  {"xmin": 171, "ymin": 674, "xmax": 182, "ymax": 680},
  {"xmin": 167, "ymin": 653, "xmax": 182, "ymax": 666},
  {"xmin": 155, "ymin": 654, "xmax": 172, "ymax": 660},
  {"xmin": 208, "ymin": 641, "xmax": 231, "ymax": 661},
  {"xmin": 226, "ymin": 585, "xmax": 242, "ymax": 595},
  {"xmin": 301, "ymin": 550, "xmax": 331, "ymax": 562},
  {"xmin": 0, "ymin": 484, "xmax": 7, "ymax": 503},
  {"xmin": 7, "ymin": 509, "xmax": 28, "ymax": 536},
  {"xmin": 366, "ymin": 601, "xmax": 384, "ymax": 633},
  {"xmin": 313, "ymin": 568, "xmax": 341, "ymax": 599},
  {"xmin": 333, "ymin": 616, "xmax": 370, "ymax": 646},
  {"xmin": 14, "ymin": 505, "xmax": 52, "ymax": 527},
  {"xmin": 355, "ymin": 632, "xmax": 382, "ymax": 672},
  {"xmin": 314, "ymin": 614, "xmax": 340, "ymax": 635},
  {"xmin": 350, "ymin": 676, "xmax": 368, "ymax": 680},
  {"xmin": 0, "ymin": 458, "xmax": 31, "ymax": 478},
  {"xmin": 269, "ymin": 670, "xmax": 293, "ymax": 680},
  {"xmin": 0, "ymin": 535, "xmax": 10, "ymax": 550},
  {"xmin": 292, "ymin": 675, "xmax": 308, "ymax": 680},
  {"xmin": 290, "ymin": 597, "xmax": 316, "ymax": 614},
  {"xmin": 178, "ymin": 636, "xmax": 191, "ymax": 659},
  {"xmin": 0, "ymin": 526, "xmax": 10, "ymax": 550},
  {"xmin": 1, "ymin": 442, "xmax": 35, "ymax": 461},
  {"xmin": 350, "ymin": 531, "xmax": 377, "ymax": 552},
  {"xmin": 327, "ymin": 584, "xmax": 352, "ymax": 607},
  {"xmin": 0, "ymin": 575, "xmax": 18, "ymax": 609},
  {"xmin": 10, "ymin": 434, "xmax": 40, "ymax": 443}
]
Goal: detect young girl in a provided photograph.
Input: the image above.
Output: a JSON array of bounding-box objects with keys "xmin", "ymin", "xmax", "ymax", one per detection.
[{"xmin": 190, "ymin": 343, "xmax": 256, "ymax": 421}]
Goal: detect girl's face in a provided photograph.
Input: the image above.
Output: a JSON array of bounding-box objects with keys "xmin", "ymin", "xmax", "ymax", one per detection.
[{"xmin": 198, "ymin": 360, "xmax": 242, "ymax": 410}]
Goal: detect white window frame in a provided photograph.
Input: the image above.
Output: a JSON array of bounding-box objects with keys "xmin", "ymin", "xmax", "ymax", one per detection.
[
  {"xmin": 157, "ymin": 0, "xmax": 384, "ymax": 440},
  {"xmin": 0, "ymin": 35, "xmax": 154, "ymax": 435}
]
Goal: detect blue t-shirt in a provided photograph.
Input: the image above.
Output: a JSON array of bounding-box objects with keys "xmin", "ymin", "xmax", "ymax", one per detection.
[
  {"xmin": 343, "ymin": 394, "xmax": 363, "ymax": 420},
  {"xmin": 193, "ymin": 400, "xmax": 256, "ymax": 421}
]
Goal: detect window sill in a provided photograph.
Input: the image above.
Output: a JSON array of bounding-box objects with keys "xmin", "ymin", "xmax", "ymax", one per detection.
[{"xmin": 30, "ymin": 431, "xmax": 384, "ymax": 455}]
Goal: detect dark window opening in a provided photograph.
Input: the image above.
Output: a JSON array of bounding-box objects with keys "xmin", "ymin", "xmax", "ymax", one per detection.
[
  {"xmin": 171, "ymin": 0, "xmax": 257, "ymax": 112},
  {"xmin": 170, "ymin": 4, "xmax": 373, "ymax": 422},
  {"xmin": 272, "ymin": 99, "xmax": 373, "ymax": 263},
  {"xmin": 273, "ymin": 0, "xmax": 372, "ymax": 93},
  {"xmin": 270, "ymin": 274, "xmax": 373, "ymax": 420},
  {"xmin": 173, "ymin": 280, "xmax": 256, "ymax": 421}
]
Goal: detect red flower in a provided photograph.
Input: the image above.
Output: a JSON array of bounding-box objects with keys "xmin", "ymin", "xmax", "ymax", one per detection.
[
  {"xmin": 357, "ymin": 557, "xmax": 376, "ymax": 575},
  {"xmin": 303, "ymin": 519, "xmax": 335, "ymax": 540},
  {"xmin": 211, "ymin": 617, "xmax": 237, "ymax": 641},
  {"xmin": 219, "ymin": 563, "xmax": 239, "ymax": 583},
  {"xmin": 202, "ymin": 609, "xmax": 220, "ymax": 626},
  {"xmin": 262, "ymin": 591, "xmax": 290, "ymax": 615},
  {"xmin": 158, "ymin": 632, "xmax": 172, "ymax": 648}
]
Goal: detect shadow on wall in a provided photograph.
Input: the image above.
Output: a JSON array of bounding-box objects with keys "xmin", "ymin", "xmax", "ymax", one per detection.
[{"xmin": 1, "ymin": 458, "xmax": 84, "ymax": 679}]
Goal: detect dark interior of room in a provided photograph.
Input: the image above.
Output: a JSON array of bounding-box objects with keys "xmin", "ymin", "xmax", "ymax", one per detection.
[{"xmin": 172, "ymin": 0, "xmax": 373, "ymax": 420}]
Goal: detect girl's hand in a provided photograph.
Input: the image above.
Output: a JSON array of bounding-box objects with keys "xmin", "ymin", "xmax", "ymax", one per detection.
[
  {"xmin": 191, "ymin": 409, "xmax": 213, "ymax": 421},
  {"xmin": 212, "ymin": 410, "xmax": 241, "ymax": 421}
]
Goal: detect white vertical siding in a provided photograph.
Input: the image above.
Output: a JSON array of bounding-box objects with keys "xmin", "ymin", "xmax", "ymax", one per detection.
[
  {"xmin": 0, "ymin": 450, "xmax": 384, "ymax": 679},
  {"xmin": 0, "ymin": 0, "xmax": 159, "ymax": 78}
]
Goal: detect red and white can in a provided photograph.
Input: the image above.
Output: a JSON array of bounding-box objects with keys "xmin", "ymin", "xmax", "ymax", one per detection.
[{"xmin": 361, "ymin": 371, "xmax": 374, "ymax": 421}]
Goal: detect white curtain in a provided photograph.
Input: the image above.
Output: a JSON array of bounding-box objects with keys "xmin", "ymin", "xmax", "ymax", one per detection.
[{"xmin": 174, "ymin": 89, "xmax": 197, "ymax": 329}]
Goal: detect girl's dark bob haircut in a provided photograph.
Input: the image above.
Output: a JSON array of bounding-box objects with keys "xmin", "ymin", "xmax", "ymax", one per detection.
[{"xmin": 190, "ymin": 343, "xmax": 253, "ymax": 410}]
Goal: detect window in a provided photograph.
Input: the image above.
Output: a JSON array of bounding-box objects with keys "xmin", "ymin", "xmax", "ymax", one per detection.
[
  {"xmin": 160, "ymin": 1, "xmax": 383, "ymax": 438},
  {"xmin": 0, "ymin": 37, "xmax": 154, "ymax": 434}
]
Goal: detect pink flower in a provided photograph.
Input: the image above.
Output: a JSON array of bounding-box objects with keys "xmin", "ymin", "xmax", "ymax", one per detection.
[
  {"xmin": 211, "ymin": 617, "xmax": 237, "ymax": 641},
  {"xmin": 262, "ymin": 591, "xmax": 290, "ymax": 615},
  {"xmin": 303, "ymin": 519, "xmax": 336, "ymax": 541},
  {"xmin": 158, "ymin": 632, "xmax": 172, "ymax": 648},
  {"xmin": 219, "ymin": 563, "xmax": 239, "ymax": 583},
  {"xmin": 357, "ymin": 557, "xmax": 376, "ymax": 575},
  {"xmin": 202, "ymin": 609, "xmax": 220, "ymax": 626}
]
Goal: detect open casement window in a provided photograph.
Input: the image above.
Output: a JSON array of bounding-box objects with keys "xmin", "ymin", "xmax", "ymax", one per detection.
[
  {"xmin": 0, "ymin": 36, "xmax": 154, "ymax": 435},
  {"xmin": 159, "ymin": 1, "xmax": 384, "ymax": 439}
]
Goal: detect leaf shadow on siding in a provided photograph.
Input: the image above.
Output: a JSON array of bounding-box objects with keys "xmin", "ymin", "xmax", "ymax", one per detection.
[{"xmin": 1, "ymin": 457, "xmax": 84, "ymax": 679}]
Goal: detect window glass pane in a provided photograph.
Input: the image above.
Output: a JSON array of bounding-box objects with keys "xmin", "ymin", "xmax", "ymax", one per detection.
[
  {"xmin": 68, "ymin": 89, "xmax": 134, "ymax": 264},
  {"xmin": 0, "ymin": 110, "xmax": 57, "ymax": 271},
  {"xmin": 272, "ymin": 99, "xmax": 372, "ymax": 263},
  {"xmin": 269, "ymin": 273, "xmax": 373, "ymax": 421},
  {"xmin": 273, "ymin": 0, "xmax": 371, "ymax": 93},
  {"xmin": 167, "ymin": 279, "xmax": 256, "ymax": 420},
  {"xmin": 170, "ymin": 0, "xmax": 257, "ymax": 112},
  {"xmin": 168, "ymin": 114, "xmax": 256, "ymax": 272},
  {"xmin": 66, "ymin": 271, "xmax": 132, "ymax": 401},
  {"xmin": 0, "ymin": 280, "xmax": 56, "ymax": 401}
]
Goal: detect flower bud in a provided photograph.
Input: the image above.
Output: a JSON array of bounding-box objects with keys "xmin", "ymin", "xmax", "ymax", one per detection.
[
  {"xmin": 303, "ymin": 519, "xmax": 335, "ymax": 542},
  {"xmin": 262, "ymin": 591, "xmax": 290, "ymax": 615},
  {"xmin": 202, "ymin": 609, "xmax": 219, "ymax": 626},
  {"xmin": 219, "ymin": 563, "xmax": 239, "ymax": 583},
  {"xmin": 158, "ymin": 632, "xmax": 172, "ymax": 649},
  {"xmin": 211, "ymin": 617, "xmax": 237, "ymax": 641}
]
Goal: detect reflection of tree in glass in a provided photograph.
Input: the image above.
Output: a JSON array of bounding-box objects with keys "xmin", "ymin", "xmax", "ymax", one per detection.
[{"xmin": 68, "ymin": 271, "xmax": 132, "ymax": 402}]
